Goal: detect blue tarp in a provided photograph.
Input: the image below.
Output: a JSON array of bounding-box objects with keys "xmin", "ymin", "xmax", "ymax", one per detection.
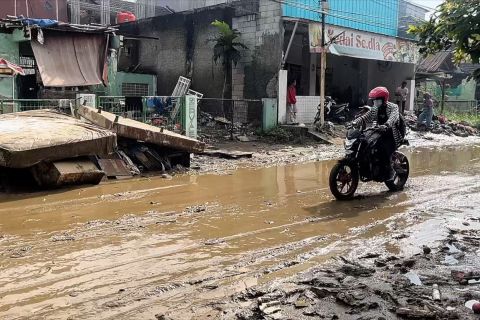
[{"xmin": 22, "ymin": 18, "xmax": 58, "ymax": 28}]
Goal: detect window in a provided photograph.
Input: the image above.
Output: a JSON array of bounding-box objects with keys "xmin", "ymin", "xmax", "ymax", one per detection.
[{"xmin": 122, "ymin": 83, "xmax": 149, "ymax": 96}]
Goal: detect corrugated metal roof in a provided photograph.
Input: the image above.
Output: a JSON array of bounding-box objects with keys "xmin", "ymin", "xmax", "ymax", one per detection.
[{"xmin": 417, "ymin": 51, "xmax": 454, "ymax": 73}]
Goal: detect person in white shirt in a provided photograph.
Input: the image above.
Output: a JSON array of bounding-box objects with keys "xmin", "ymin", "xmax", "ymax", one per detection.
[{"xmin": 395, "ymin": 81, "xmax": 409, "ymax": 114}]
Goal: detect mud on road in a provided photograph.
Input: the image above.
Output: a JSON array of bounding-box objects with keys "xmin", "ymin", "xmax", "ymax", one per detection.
[{"xmin": 0, "ymin": 144, "xmax": 480, "ymax": 319}]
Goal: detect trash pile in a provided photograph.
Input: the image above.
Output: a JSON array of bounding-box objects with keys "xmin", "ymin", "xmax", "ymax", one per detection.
[
  {"xmin": 198, "ymin": 111, "xmax": 258, "ymax": 143},
  {"xmin": 223, "ymin": 226, "xmax": 480, "ymax": 320},
  {"xmin": 405, "ymin": 114, "xmax": 479, "ymax": 137}
]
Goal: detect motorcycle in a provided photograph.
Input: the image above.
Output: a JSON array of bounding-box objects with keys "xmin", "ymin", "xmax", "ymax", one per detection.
[
  {"xmin": 314, "ymin": 96, "xmax": 350, "ymax": 124},
  {"xmin": 329, "ymin": 124, "xmax": 410, "ymax": 200}
]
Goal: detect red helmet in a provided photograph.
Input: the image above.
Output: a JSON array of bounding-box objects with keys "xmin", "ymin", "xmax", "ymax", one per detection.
[{"xmin": 368, "ymin": 87, "xmax": 389, "ymax": 102}]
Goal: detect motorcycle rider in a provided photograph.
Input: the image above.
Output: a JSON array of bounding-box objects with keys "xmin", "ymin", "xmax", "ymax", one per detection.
[{"xmin": 351, "ymin": 87, "xmax": 402, "ymax": 182}]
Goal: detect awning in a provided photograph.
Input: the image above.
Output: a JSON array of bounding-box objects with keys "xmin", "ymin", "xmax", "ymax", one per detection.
[
  {"xmin": 0, "ymin": 58, "xmax": 25, "ymax": 76},
  {"xmin": 31, "ymin": 31, "xmax": 108, "ymax": 87}
]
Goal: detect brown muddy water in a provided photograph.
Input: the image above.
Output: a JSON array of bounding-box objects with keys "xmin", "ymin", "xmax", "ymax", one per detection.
[{"xmin": 0, "ymin": 145, "xmax": 480, "ymax": 319}]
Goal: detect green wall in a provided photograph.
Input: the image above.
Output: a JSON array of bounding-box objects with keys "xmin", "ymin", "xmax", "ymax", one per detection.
[
  {"xmin": 0, "ymin": 33, "xmax": 19, "ymax": 98},
  {"xmin": 109, "ymin": 72, "xmax": 157, "ymax": 96},
  {"xmin": 95, "ymin": 71, "xmax": 157, "ymax": 96}
]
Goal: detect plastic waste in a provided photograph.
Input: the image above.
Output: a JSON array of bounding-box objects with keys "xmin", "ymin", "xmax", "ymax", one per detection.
[{"xmin": 432, "ymin": 284, "xmax": 441, "ymax": 301}]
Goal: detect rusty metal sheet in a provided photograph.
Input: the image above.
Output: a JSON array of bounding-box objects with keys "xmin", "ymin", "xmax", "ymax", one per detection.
[
  {"xmin": 97, "ymin": 159, "xmax": 132, "ymax": 177},
  {"xmin": 0, "ymin": 110, "xmax": 117, "ymax": 168},
  {"xmin": 77, "ymin": 106, "xmax": 206, "ymax": 154},
  {"xmin": 32, "ymin": 31, "xmax": 107, "ymax": 87},
  {"xmin": 0, "ymin": 0, "xmax": 68, "ymax": 22}
]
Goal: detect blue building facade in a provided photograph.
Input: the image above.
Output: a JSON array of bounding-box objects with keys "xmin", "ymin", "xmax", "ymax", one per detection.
[{"xmin": 282, "ymin": 0, "xmax": 399, "ymax": 37}]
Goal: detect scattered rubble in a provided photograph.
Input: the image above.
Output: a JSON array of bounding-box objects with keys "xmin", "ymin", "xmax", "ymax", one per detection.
[
  {"xmin": 405, "ymin": 113, "xmax": 479, "ymax": 137},
  {"xmin": 221, "ymin": 226, "xmax": 480, "ymax": 320}
]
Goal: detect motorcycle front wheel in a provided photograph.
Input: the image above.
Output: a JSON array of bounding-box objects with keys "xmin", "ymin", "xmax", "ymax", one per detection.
[
  {"xmin": 385, "ymin": 151, "xmax": 410, "ymax": 191},
  {"xmin": 329, "ymin": 162, "xmax": 359, "ymax": 200}
]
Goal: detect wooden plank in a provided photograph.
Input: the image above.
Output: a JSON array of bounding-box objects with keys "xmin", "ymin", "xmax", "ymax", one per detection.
[
  {"xmin": 97, "ymin": 159, "xmax": 132, "ymax": 177},
  {"xmin": 200, "ymin": 149, "xmax": 253, "ymax": 159}
]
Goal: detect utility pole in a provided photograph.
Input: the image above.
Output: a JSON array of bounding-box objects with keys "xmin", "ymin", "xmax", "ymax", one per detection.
[
  {"xmin": 319, "ymin": 0, "xmax": 327, "ymax": 127},
  {"xmin": 440, "ymin": 77, "xmax": 446, "ymax": 114}
]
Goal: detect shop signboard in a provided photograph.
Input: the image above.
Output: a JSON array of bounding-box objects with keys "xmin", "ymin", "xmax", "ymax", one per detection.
[{"xmin": 309, "ymin": 23, "xmax": 419, "ymax": 64}]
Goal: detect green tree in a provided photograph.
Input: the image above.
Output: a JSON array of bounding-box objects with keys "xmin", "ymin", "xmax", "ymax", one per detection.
[
  {"xmin": 409, "ymin": 0, "xmax": 480, "ymax": 79},
  {"xmin": 210, "ymin": 20, "xmax": 248, "ymax": 100}
]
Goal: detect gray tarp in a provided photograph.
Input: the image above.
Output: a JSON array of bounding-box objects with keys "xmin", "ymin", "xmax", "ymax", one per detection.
[
  {"xmin": 0, "ymin": 110, "xmax": 116, "ymax": 168},
  {"xmin": 31, "ymin": 31, "xmax": 107, "ymax": 87}
]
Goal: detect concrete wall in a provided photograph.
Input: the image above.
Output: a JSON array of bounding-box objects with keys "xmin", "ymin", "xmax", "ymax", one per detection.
[
  {"xmin": 118, "ymin": 8, "xmax": 230, "ymax": 98},
  {"xmin": 118, "ymin": 0, "xmax": 283, "ymax": 102},
  {"xmin": 325, "ymin": 54, "xmax": 415, "ymax": 108},
  {"xmin": 231, "ymin": 0, "xmax": 283, "ymax": 100},
  {"xmin": 295, "ymin": 96, "xmax": 319, "ymax": 124},
  {"xmin": 326, "ymin": 54, "xmax": 369, "ymax": 106},
  {"xmin": 367, "ymin": 60, "xmax": 415, "ymax": 108},
  {"xmin": 156, "ymin": 0, "xmax": 229, "ymax": 12}
]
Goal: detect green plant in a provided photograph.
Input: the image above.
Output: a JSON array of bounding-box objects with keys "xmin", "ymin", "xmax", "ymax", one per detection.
[
  {"xmin": 263, "ymin": 126, "xmax": 294, "ymax": 142},
  {"xmin": 210, "ymin": 20, "xmax": 248, "ymax": 101},
  {"xmin": 408, "ymin": 0, "xmax": 480, "ymax": 80},
  {"xmin": 443, "ymin": 111, "xmax": 480, "ymax": 129}
]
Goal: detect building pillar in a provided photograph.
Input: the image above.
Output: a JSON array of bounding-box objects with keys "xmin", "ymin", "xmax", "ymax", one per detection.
[
  {"xmin": 309, "ymin": 53, "xmax": 317, "ymax": 95},
  {"xmin": 278, "ymin": 69, "xmax": 288, "ymax": 124}
]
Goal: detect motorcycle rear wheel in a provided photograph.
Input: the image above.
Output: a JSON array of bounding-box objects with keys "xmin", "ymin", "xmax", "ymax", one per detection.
[
  {"xmin": 329, "ymin": 162, "xmax": 359, "ymax": 200},
  {"xmin": 385, "ymin": 151, "xmax": 410, "ymax": 191}
]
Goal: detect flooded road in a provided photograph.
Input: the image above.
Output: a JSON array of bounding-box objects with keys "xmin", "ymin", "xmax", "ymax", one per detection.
[{"xmin": 1, "ymin": 145, "xmax": 480, "ymax": 319}]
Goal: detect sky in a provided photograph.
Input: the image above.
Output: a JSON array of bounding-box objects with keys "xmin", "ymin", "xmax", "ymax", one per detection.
[{"xmin": 409, "ymin": 0, "xmax": 444, "ymax": 18}]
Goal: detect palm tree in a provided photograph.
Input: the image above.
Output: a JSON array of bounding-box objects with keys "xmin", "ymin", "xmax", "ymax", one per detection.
[{"xmin": 210, "ymin": 20, "xmax": 248, "ymax": 102}]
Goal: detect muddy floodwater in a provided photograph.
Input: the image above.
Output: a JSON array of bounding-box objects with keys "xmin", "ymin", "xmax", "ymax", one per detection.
[{"xmin": 1, "ymin": 145, "xmax": 480, "ymax": 319}]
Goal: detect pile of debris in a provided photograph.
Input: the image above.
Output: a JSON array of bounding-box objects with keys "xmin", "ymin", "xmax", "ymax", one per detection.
[
  {"xmin": 0, "ymin": 107, "xmax": 205, "ymax": 190},
  {"xmin": 223, "ymin": 228, "xmax": 480, "ymax": 320},
  {"xmin": 198, "ymin": 111, "xmax": 258, "ymax": 143},
  {"xmin": 405, "ymin": 114, "xmax": 479, "ymax": 137}
]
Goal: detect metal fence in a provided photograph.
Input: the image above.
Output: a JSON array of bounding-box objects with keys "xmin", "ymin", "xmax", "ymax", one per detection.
[
  {"xmin": 414, "ymin": 99, "xmax": 478, "ymax": 116},
  {"xmin": 0, "ymin": 99, "xmax": 74, "ymax": 114},
  {"xmin": 442, "ymin": 100, "xmax": 478, "ymax": 115},
  {"xmin": 97, "ymin": 96, "xmax": 185, "ymax": 132},
  {"xmin": 0, "ymin": 97, "xmax": 265, "ymax": 140},
  {"xmin": 197, "ymin": 98, "xmax": 263, "ymax": 139}
]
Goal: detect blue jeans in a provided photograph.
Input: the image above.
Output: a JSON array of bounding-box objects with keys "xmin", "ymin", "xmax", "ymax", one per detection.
[{"xmin": 418, "ymin": 107, "xmax": 433, "ymax": 127}]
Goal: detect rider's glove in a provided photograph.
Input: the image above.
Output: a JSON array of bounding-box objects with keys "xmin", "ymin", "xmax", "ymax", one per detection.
[{"xmin": 378, "ymin": 125, "xmax": 388, "ymax": 132}]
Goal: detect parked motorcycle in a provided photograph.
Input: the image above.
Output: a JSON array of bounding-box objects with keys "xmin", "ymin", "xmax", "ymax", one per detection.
[
  {"xmin": 314, "ymin": 96, "xmax": 350, "ymax": 124},
  {"xmin": 329, "ymin": 125, "xmax": 410, "ymax": 200}
]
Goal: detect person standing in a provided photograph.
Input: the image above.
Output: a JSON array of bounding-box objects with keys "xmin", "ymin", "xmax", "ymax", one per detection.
[
  {"xmin": 287, "ymin": 79, "xmax": 297, "ymax": 124},
  {"xmin": 417, "ymin": 92, "xmax": 434, "ymax": 129},
  {"xmin": 395, "ymin": 81, "xmax": 409, "ymax": 114}
]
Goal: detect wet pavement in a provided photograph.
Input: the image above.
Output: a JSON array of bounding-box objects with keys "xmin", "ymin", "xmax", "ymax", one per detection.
[{"xmin": 0, "ymin": 145, "xmax": 480, "ymax": 319}]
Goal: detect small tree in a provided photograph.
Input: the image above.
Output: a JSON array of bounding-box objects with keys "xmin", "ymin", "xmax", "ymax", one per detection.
[
  {"xmin": 210, "ymin": 20, "xmax": 248, "ymax": 101},
  {"xmin": 409, "ymin": 0, "xmax": 480, "ymax": 80}
]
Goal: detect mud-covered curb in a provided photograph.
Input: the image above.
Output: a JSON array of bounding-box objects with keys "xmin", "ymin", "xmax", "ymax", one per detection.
[{"xmin": 191, "ymin": 133, "xmax": 480, "ymax": 176}]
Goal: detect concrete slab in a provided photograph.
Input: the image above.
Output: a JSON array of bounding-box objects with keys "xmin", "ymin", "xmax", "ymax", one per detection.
[
  {"xmin": 31, "ymin": 159, "xmax": 105, "ymax": 188},
  {"xmin": 77, "ymin": 106, "xmax": 205, "ymax": 154},
  {"xmin": 0, "ymin": 110, "xmax": 117, "ymax": 168},
  {"xmin": 308, "ymin": 130, "xmax": 344, "ymax": 145}
]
